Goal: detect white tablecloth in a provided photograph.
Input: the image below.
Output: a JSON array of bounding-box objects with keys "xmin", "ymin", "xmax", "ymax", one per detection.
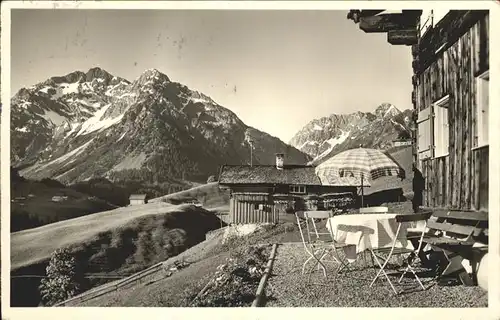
[{"xmin": 326, "ymin": 213, "xmax": 414, "ymax": 262}]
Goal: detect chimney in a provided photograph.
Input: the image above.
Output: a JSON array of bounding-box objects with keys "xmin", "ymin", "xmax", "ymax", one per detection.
[{"xmin": 276, "ymin": 153, "xmax": 285, "ymax": 170}]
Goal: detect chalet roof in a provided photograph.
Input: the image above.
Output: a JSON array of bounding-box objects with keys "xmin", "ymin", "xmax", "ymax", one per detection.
[
  {"xmin": 218, "ymin": 165, "xmax": 322, "ymax": 185},
  {"xmin": 129, "ymin": 194, "xmax": 147, "ymax": 200}
]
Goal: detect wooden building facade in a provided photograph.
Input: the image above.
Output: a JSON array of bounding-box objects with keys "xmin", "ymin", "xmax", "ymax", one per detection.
[
  {"xmin": 413, "ymin": 11, "xmax": 489, "ymax": 211},
  {"xmin": 347, "ymin": 9, "xmax": 489, "ymax": 212},
  {"xmin": 218, "ymin": 154, "xmax": 357, "ymax": 224}
]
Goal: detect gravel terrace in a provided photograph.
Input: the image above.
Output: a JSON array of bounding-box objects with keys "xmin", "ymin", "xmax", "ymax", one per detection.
[{"xmin": 265, "ymin": 243, "xmax": 488, "ymax": 308}]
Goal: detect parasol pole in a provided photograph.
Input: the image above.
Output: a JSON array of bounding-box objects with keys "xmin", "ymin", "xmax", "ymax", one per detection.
[
  {"xmin": 361, "ymin": 173, "xmax": 364, "ymax": 208},
  {"xmin": 358, "ymin": 144, "xmax": 364, "ymax": 207}
]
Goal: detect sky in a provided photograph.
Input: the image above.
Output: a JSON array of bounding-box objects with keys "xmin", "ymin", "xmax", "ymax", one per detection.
[{"xmin": 11, "ymin": 9, "xmax": 413, "ymax": 142}]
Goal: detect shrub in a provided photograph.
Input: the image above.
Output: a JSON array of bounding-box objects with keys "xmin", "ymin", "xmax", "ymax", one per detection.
[
  {"xmin": 207, "ymin": 175, "xmax": 217, "ymax": 183},
  {"xmin": 39, "ymin": 247, "xmax": 83, "ymax": 306}
]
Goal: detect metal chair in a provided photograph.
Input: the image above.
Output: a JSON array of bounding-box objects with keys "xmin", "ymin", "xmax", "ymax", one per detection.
[
  {"xmin": 369, "ymin": 211, "xmax": 433, "ymax": 294},
  {"xmin": 295, "ymin": 211, "xmax": 350, "ymax": 279}
]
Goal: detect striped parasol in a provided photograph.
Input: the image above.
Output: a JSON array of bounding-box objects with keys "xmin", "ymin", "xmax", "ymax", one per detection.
[{"xmin": 315, "ymin": 147, "xmax": 405, "ymax": 206}]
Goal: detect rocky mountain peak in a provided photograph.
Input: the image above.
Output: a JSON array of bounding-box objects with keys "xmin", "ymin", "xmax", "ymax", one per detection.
[
  {"xmin": 47, "ymin": 71, "xmax": 86, "ymax": 86},
  {"xmin": 374, "ymin": 103, "xmax": 401, "ymax": 118},
  {"xmin": 141, "ymin": 68, "xmax": 170, "ymax": 82},
  {"xmin": 289, "ymin": 103, "xmax": 412, "ymax": 165},
  {"xmin": 131, "ymin": 68, "xmax": 171, "ymax": 93},
  {"xmin": 85, "ymin": 67, "xmax": 114, "ymax": 83}
]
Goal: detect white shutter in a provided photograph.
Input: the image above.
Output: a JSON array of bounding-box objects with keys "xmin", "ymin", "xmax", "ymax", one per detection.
[
  {"xmin": 433, "ymin": 95, "xmax": 450, "ymax": 157},
  {"xmin": 476, "ymin": 71, "xmax": 489, "ymax": 147},
  {"xmin": 417, "ymin": 108, "xmax": 432, "ymax": 160}
]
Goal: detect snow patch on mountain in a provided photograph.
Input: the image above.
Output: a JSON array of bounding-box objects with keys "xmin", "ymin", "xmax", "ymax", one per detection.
[
  {"xmin": 54, "ymin": 167, "xmax": 77, "ymax": 180},
  {"xmin": 314, "ymin": 130, "xmax": 350, "ymax": 163},
  {"xmin": 115, "ymin": 92, "xmax": 137, "ymax": 99},
  {"xmin": 324, "ymin": 130, "xmax": 350, "ymax": 148},
  {"xmin": 61, "ymin": 82, "xmax": 80, "ymax": 95},
  {"xmin": 385, "ymin": 105, "xmax": 399, "ymax": 117},
  {"xmin": 105, "ymin": 82, "xmax": 127, "ymax": 96},
  {"xmin": 52, "ymin": 139, "xmax": 95, "ymax": 165},
  {"xmin": 298, "ymin": 140, "xmax": 319, "ymax": 150},
  {"xmin": 64, "ymin": 122, "xmax": 81, "ymax": 138},
  {"xmin": 19, "ymin": 101, "xmax": 32, "ymax": 109},
  {"xmin": 43, "ymin": 110, "xmax": 67, "ymax": 127},
  {"xmin": 191, "ymin": 97, "xmax": 210, "ymax": 104},
  {"xmin": 39, "ymin": 86, "xmax": 52, "ymax": 94},
  {"xmin": 391, "ymin": 119, "xmax": 407, "ymax": 131},
  {"xmin": 313, "ymin": 124, "xmax": 323, "ymax": 131},
  {"xmin": 22, "ymin": 138, "xmax": 95, "ymax": 176},
  {"xmin": 76, "ymin": 104, "xmax": 124, "ymax": 136}
]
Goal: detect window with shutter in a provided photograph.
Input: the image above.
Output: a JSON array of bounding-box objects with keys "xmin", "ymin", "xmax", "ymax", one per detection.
[
  {"xmin": 417, "ymin": 107, "xmax": 432, "ymax": 161},
  {"xmin": 433, "ymin": 95, "xmax": 450, "ymax": 158},
  {"xmin": 475, "ymin": 70, "xmax": 489, "ymax": 147}
]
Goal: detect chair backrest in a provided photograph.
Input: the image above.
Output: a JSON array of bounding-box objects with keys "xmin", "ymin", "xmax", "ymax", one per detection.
[
  {"xmin": 304, "ymin": 211, "xmax": 333, "ymax": 219},
  {"xmin": 295, "ymin": 211, "xmax": 334, "ymax": 245},
  {"xmin": 391, "ymin": 211, "xmax": 432, "ymax": 255},
  {"xmin": 359, "ymin": 206, "xmax": 388, "ymax": 214},
  {"xmin": 395, "ymin": 211, "xmax": 433, "ymax": 223}
]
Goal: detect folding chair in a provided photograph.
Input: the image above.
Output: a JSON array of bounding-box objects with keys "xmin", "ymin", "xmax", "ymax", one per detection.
[
  {"xmin": 295, "ymin": 211, "xmax": 350, "ymax": 279},
  {"xmin": 369, "ymin": 211, "xmax": 433, "ymax": 294}
]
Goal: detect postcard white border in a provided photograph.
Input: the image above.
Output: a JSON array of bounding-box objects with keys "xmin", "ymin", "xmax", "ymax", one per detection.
[{"xmin": 1, "ymin": 1, "xmax": 499, "ymax": 319}]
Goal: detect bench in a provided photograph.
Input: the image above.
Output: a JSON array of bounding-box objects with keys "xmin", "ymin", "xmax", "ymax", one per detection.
[{"xmin": 420, "ymin": 209, "xmax": 488, "ymax": 286}]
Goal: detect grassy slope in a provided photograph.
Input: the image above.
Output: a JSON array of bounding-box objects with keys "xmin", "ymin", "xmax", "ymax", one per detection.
[
  {"xmin": 75, "ymin": 223, "xmax": 300, "ymax": 307},
  {"xmin": 11, "ymin": 202, "xmax": 224, "ymax": 307},
  {"xmin": 11, "ymin": 202, "xmax": 209, "ymax": 270},
  {"xmin": 150, "ymin": 182, "xmax": 230, "ymax": 213}
]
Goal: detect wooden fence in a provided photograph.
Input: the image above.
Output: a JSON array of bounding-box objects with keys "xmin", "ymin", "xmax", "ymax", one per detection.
[{"xmin": 54, "ymin": 262, "xmax": 166, "ymax": 306}]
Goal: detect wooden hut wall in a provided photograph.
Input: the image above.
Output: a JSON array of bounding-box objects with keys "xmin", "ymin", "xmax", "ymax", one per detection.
[
  {"xmin": 230, "ymin": 193, "xmax": 278, "ymax": 224},
  {"xmin": 414, "ymin": 12, "xmax": 489, "ymax": 211}
]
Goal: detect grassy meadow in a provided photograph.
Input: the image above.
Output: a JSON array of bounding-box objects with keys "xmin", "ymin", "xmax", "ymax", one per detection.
[{"xmin": 11, "ymin": 202, "xmax": 224, "ymax": 306}]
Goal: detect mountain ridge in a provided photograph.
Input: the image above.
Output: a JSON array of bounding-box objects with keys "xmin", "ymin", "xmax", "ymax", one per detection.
[
  {"xmin": 289, "ymin": 102, "xmax": 413, "ymax": 166},
  {"xmin": 11, "ymin": 67, "xmax": 311, "ymax": 185}
]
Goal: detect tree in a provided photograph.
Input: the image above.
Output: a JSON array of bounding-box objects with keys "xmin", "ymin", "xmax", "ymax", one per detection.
[
  {"xmin": 135, "ymin": 231, "xmax": 156, "ymax": 266},
  {"xmin": 39, "ymin": 247, "xmax": 83, "ymax": 306}
]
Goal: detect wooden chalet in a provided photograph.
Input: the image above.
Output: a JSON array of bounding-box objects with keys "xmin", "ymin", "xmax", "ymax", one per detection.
[
  {"xmin": 218, "ymin": 153, "xmax": 357, "ymax": 224},
  {"xmin": 347, "ymin": 9, "xmax": 489, "ymax": 212},
  {"xmin": 129, "ymin": 194, "xmax": 148, "ymax": 205}
]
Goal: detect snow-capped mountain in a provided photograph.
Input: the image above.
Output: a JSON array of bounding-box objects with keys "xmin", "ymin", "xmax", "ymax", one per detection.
[
  {"xmin": 11, "ymin": 67, "xmax": 310, "ymax": 184},
  {"xmin": 289, "ymin": 103, "xmax": 413, "ymax": 166}
]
